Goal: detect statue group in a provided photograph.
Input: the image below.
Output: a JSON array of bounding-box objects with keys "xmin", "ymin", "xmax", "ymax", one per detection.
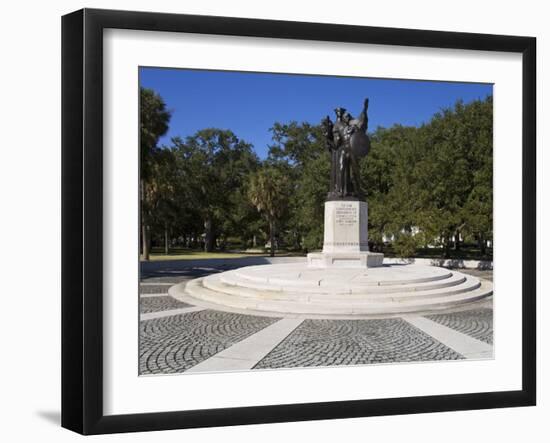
[{"xmin": 322, "ymin": 98, "xmax": 371, "ymax": 201}]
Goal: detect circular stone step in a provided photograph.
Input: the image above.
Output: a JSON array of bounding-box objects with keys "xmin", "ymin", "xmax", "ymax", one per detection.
[
  {"xmin": 232, "ymin": 263, "xmax": 454, "ymax": 286},
  {"xmin": 219, "ymin": 268, "xmax": 467, "ymax": 295},
  {"xmin": 173, "ymin": 263, "xmax": 493, "ymax": 318}
]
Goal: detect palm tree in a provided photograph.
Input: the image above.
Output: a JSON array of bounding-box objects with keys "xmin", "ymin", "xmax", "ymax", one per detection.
[
  {"xmin": 247, "ymin": 167, "xmax": 291, "ymax": 257},
  {"xmin": 140, "ymin": 87, "xmax": 171, "ymax": 260}
]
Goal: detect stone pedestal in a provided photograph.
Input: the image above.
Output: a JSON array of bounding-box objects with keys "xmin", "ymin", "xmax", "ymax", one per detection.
[{"xmin": 307, "ymin": 200, "xmax": 383, "ymax": 268}]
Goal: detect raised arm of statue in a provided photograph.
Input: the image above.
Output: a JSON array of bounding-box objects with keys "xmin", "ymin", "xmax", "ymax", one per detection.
[{"xmin": 354, "ymin": 97, "xmax": 369, "ymax": 132}]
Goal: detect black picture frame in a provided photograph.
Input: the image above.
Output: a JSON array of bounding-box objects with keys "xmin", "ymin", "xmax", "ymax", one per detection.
[{"xmin": 61, "ymin": 8, "xmax": 536, "ymax": 435}]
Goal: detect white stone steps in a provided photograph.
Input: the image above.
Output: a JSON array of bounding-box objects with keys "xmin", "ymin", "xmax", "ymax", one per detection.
[
  {"xmin": 203, "ymin": 273, "xmax": 484, "ymax": 304},
  {"xmin": 179, "ymin": 263, "xmax": 493, "ymax": 318},
  {"xmin": 253, "ymin": 290, "xmax": 491, "ymax": 315},
  {"xmin": 349, "ymin": 271, "xmax": 453, "ymax": 286},
  {"xmin": 221, "ymin": 270, "xmax": 466, "ymax": 295},
  {"xmin": 232, "ymin": 264, "xmax": 454, "ymax": 287},
  {"xmin": 351, "ymin": 274, "xmax": 467, "ymax": 294},
  {"xmin": 212, "ymin": 272, "xmax": 474, "ymax": 299},
  {"xmin": 185, "ymin": 278, "xmax": 492, "ymax": 315},
  {"xmin": 310, "ymin": 276, "xmax": 479, "ymax": 301},
  {"xmin": 226, "ymin": 270, "xmax": 460, "ymax": 290}
]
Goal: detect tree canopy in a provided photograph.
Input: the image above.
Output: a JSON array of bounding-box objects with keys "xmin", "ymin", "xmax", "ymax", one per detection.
[{"xmin": 140, "ymin": 90, "xmax": 493, "ymax": 260}]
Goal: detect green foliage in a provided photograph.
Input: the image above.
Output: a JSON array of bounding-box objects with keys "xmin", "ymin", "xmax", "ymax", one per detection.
[
  {"xmin": 362, "ymin": 96, "xmax": 493, "ymax": 257},
  {"xmin": 139, "ymin": 87, "xmax": 172, "ymax": 259},
  {"xmin": 392, "ymin": 233, "xmax": 420, "ymax": 258},
  {"xmin": 266, "ymin": 122, "xmax": 329, "ymax": 251},
  {"xmin": 171, "ymin": 128, "xmax": 260, "ymax": 251},
  {"xmin": 248, "ymin": 167, "xmax": 292, "ymax": 221},
  {"xmin": 145, "ymin": 148, "xmax": 179, "ymax": 229},
  {"xmin": 268, "ymin": 121, "xmax": 325, "ymax": 167},
  {"xmin": 141, "ymin": 87, "xmax": 493, "ymax": 260},
  {"xmin": 140, "ymin": 87, "xmax": 171, "ymax": 181},
  {"xmin": 247, "ymin": 166, "xmax": 293, "ymax": 256},
  {"xmin": 292, "ymin": 154, "xmax": 330, "ymax": 251}
]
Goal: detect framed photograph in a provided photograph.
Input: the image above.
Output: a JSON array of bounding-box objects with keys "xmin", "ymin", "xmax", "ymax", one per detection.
[{"xmin": 62, "ymin": 8, "xmax": 536, "ymax": 435}]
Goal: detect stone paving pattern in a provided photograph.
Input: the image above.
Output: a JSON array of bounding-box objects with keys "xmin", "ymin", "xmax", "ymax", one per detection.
[
  {"xmin": 139, "ymin": 310, "xmax": 278, "ymax": 374},
  {"xmin": 459, "ymin": 269, "xmax": 493, "ymax": 282},
  {"xmin": 139, "ymin": 296, "xmax": 193, "ymax": 314},
  {"xmin": 140, "ymin": 265, "xmax": 231, "ymax": 284},
  {"xmin": 139, "ymin": 284, "xmax": 171, "ymax": 294},
  {"xmin": 427, "ymin": 308, "xmax": 493, "ymax": 344},
  {"xmin": 254, "ymin": 318, "xmax": 463, "ymax": 369},
  {"xmin": 138, "ymin": 261, "xmax": 492, "ymax": 375}
]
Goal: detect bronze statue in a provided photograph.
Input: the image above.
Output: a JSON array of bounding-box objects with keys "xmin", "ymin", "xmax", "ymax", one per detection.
[{"xmin": 323, "ymin": 98, "xmax": 371, "ymax": 200}]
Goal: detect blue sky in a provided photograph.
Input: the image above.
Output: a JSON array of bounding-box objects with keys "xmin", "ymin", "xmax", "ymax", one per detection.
[{"xmin": 140, "ymin": 67, "xmax": 492, "ymax": 159}]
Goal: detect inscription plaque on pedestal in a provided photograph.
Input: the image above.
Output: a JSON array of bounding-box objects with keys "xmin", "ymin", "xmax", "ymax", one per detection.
[
  {"xmin": 335, "ymin": 203, "xmax": 358, "ymax": 226},
  {"xmin": 322, "ymin": 200, "xmax": 369, "ymax": 253},
  {"xmin": 307, "ymin": 200, "xmax": 383, "ymax": 268}
]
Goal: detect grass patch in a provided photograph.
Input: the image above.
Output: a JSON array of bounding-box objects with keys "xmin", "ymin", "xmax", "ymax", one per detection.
[
  {"xmin": 141, "ymin": 245, "xmax": 492, "ymax": 262},
  {"xmin": 142, "ymin": 248, "xmax": 269, "ymax": 262},
  {"xmin": 146, "ymin": 252, "xmax": 261, "ymax": 261}
]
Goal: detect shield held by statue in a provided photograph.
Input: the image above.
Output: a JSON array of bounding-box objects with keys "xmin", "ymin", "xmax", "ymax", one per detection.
[{"xmin": 349, "ymin": 130, "xmax": 371, "ymax": 158}]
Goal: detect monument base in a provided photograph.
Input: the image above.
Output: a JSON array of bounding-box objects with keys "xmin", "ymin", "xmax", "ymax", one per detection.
[
  {"xmin": 179, "ymin": 262, "xmax": 493, "ymax": 318},
  {"xmin": 307, "ymin": 199, "xmax": 384, "ymax": 268},
  {"xmin": 306, "ymin": 251, "xmax": 384, "ymax": 268}
]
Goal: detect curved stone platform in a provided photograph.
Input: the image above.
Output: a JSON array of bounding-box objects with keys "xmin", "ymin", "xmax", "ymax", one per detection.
[{"xmin": 172, "ymin": 263, "xmax": 493, "ymax": 319}]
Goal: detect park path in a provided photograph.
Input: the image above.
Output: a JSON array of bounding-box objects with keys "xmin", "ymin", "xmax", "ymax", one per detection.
[{"xmin": 186, "ymin": 318, "xmax": 305, "ymax": 373}]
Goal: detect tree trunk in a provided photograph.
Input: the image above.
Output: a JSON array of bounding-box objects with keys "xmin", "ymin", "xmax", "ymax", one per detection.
[
  {"xmin": 454, "ymin": 229, "xmax": 461, "ymax": 251},
  {"xmin": 140, "ymin": 178, "xmax": 150, "ymax": 261},
  {"xmin": 478, "ymin": 233, "xmax": 487, "ymax": 256},
  {"xmin": 142, "ymin": 223, "xmax": 150, "ymax": 261},
  {"xmin": 269, "ymin": 219, "xmax": 275, "ymax": 257},
  {"xmin": 444, "ymin": 236, "xmax": 452, "ymax": 258},
  {"xmin": 204, "ymin": 218, "xmax": 214, "ymax": 252},
  {"xmin": 164, "ymin": 223, "xmax": 169, "ymax": 255}
]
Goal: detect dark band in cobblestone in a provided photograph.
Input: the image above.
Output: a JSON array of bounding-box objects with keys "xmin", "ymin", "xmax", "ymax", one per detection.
[
  {"xmin": 139, "ymin": 310, "xmax": 279, "ymax": 374},
  {"xmin": 139, "ymin": 284, "xmax": 172, "ymax": 294},
  {"xmin": 140, "ymin": 267, "xmax": 227, "ymax": 284},
  {"xmin": 141, "ymin": 276, "xmax": 190, "ymax": 284},
  {"xmin": 254, "ymin": 318, "xmax": 463, "ymax": 369},
  {"xmin": 140, "ymin": 296, "xmax": 193, "ymax": 314},
  {"xmin": 426, "ymin": 308, "xmax": 493, "ymax": 344}
]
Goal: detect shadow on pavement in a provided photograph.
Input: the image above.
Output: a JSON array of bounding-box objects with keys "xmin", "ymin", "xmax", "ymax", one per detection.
[{"xmin": 140, "ymin": 256, "xmax": 305, "ymax": 281}]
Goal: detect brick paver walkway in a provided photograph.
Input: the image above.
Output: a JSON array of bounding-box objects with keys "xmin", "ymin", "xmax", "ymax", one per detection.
[{"xmin": 139, "ymin": 262, "xmax": 493, "ymax": 375}]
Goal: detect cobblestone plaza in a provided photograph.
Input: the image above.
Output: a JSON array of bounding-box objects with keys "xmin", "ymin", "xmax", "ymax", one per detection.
[{"xmin": 139, "ymin": 259, "xmax": 493, "ymax": 375}]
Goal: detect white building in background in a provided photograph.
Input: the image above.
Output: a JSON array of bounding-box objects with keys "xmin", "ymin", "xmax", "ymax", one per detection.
[
  {"xmin": 382, "ymin": 226, "xmax": 422, "ymax": 244},
  {"xmin": 382, "ymin": 228, "xmax": 492, "ymax": 250}
]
